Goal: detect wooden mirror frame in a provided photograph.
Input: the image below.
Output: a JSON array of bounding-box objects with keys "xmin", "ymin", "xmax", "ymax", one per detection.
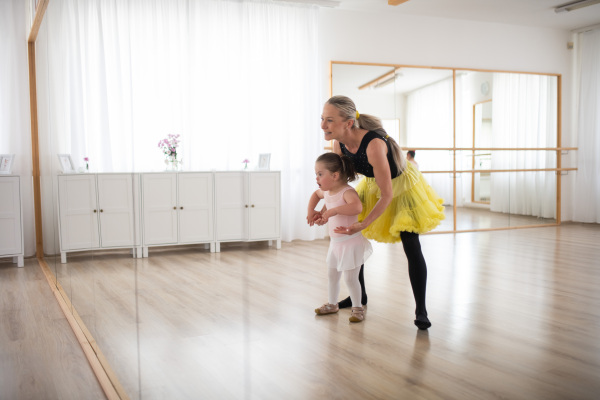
[{"xmin": 329, "ymin": 60, "xmax": 577, "ymax": 234}]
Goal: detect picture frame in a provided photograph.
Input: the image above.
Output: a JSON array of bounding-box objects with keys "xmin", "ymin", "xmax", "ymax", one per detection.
[
  {"xmin": 258, "ymin": 153, "xmax": 271, "ymax": 170},
  {"xmin": 0, "ymin": 154, "xmax": 15, "ymax": 174},
  {"xmin": 58, "ymin": 154, "xmax": 75, "ymax": 173}
]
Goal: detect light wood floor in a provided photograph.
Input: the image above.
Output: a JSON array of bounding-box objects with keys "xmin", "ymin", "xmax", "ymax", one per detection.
[
  {"xmin": 0, "ymin": 258, "xmax": 105, "ymax": 399},
  {"xmin": 4, "ymin": 222, "xmax": 600, "ymax": 399}
]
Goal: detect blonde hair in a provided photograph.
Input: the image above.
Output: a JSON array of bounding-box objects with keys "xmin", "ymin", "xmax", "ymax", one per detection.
[
  {"xmin": 316, "ymin": 152, "xmax": 358, "ymax": 183},
  {"xmin": 326, "ymin": 95, "xmax": 406, "ymax": 172}
]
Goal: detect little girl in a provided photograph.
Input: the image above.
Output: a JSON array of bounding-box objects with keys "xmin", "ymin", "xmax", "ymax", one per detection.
[{"xmin": 307, "ymin": 153, "xmax": 373, "ymax": 322}]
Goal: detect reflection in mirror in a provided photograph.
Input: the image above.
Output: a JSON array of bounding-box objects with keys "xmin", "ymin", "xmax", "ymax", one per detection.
[
  {"xmin": 472, "ymin": 101, "xmax": 492, "ymax": 204},
  {"xmin": 35, "ymin": 11, "xmax": 141, "ymax": 397},
  {"xmin": 332, "ymin": 62, "xmax": 560, "ymax": 232},
  {"xmin": 456, "ymin": 70, "xmax": 558, "ymax": 230}
]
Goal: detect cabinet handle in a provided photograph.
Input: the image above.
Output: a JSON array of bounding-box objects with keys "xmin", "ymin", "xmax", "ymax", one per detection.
[
  {"xmin": 251, "ymin": 205, "xmax": 255, "ymax": 208},
  {"xmin": 245, "ymin": 205, "xmax": 248, "ymax": 208},
  {"xmin": 180, "ymin": 207, "xmax": 184, "ymax": 209},
  {"xmin": 100, "ymin": 209, "xmax": 104, "ymax": 213},
  {"xmin": 173, "ymin": 206, "xmax": 177, "ymax": 210},
  {"xmin": 93, "ymin": 209, "xmax": 97, "ymax": 213}
]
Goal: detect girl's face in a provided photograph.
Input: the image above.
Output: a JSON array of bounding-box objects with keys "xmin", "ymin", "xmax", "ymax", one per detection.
[
  {"xmin": 315, "ymin": 161, "xmax": 338, "ymax": 191},
  {"xmin": 321, "ymin": 103, "xmax": 352, "ymax": 141}
]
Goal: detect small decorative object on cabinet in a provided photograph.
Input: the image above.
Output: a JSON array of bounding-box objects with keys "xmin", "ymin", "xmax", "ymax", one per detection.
[
  {"xmin": 258, "ymin": 153, "xmax": 271, "ymax": 170},
  {"xmin": 0, "ymin": 175, "xmax": 24, "ymax": 267},
  {"xmin": 0, "ymin": 154, "xmax": 15, "ymax": 174},
  {"xmin": 57, "ymin": 154, "xmax": 75, "ymax": 173},
  {"xmin": 214, "ymin": 171, "xmax": 280, "ymax": 252},
  {"xmin": 158, "ymin": 134, "xmax": 181, "ymax": 171},
  {"xmin": 57, "ymin": 173, "xmax": 141, "ymax": 263},
  {"xmin": 141, "ymin": 172, "xmax": 214, "ymax": 256}
]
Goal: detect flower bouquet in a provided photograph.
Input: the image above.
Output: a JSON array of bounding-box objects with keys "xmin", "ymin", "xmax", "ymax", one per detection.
[{"xmin": 158, "ymin": 134, "xmax": 181, "ymax": 170}]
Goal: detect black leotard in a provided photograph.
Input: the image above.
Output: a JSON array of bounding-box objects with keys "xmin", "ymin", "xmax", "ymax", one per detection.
[{"xmin": 339, "ymin": 131, "xmax": 399, "ymax": 178}]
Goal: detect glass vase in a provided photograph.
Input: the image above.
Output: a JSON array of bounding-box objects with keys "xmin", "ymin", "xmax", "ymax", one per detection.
[{"xmin": 165, "ymin": 156, "xmax": 179, "ymax": 171}]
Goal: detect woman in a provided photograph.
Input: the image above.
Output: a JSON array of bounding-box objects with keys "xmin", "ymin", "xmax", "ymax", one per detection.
[{"xmin": 317, "ymin": 95, "xmax": 445, "ymax": 330}]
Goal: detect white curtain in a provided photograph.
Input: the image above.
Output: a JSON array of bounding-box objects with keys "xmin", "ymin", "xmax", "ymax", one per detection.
[
  {"xmin": 572, "ymin": 28, "xmax": 600, "ymax": 223},
  {"xmin": 37, "ymin": 0, "xmax": 326, "ymax": 244},
  {"xmin": 405, "ymin": 77, "xmax": 454, "ymax": 204},
  {"xmin": 0, "ymin": 0, "xmax": 36, "ymax": 257},
  {"xmin": 489, "ymin": 73, "xmax": 557, "ymax": 219},
  {"xmin": 454, "ymin": 72, "xmax": 472, "ymax": 207}
]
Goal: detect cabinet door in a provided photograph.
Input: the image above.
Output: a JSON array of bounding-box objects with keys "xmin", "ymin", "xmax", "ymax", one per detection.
[
  {"xmin": 0, "ymin": 177, "xmax": 22, "ymax": 256},
  {"xmin": 142, "ymin": 174, "xmax": 178, "ymax": 245},
  {"xmin": 58, "ymin": 175, "xmax": 100, "ymax": 251},
  {"xmin": 248, "ymin": 172, "xmax": 280, "ymax": 240},
  {"xmin": 178, "ymin": 173, "xmax": 214, "ymax": 244},
  {"xmin": 215, "ymin": 172, "xmax": 247, "ymax": 241},
  {"xmin": 97, "ymin": 174, "xmax": 136, "ymax": 248}
]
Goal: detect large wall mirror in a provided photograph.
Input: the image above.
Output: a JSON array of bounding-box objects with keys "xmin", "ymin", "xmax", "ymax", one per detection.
[{"xmin": 331, "ymin": 61, "xmax": 562, "ymax": 233}]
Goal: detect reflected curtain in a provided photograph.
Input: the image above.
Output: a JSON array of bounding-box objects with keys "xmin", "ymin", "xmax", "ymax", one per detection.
[
  {"xmin": 405, "ymin": 77, "xmax": 454, "ymax": 204},
  {"xmin": 572, "ymin": 28, "xmax": 600, "ymax": 223},
  {"xmin": 37, "ymin": 0, "xmax": 325, "ymax": 243},
  {"xmin": 490, "ymin": 73, "xmax": 557, "ymax": 218}
]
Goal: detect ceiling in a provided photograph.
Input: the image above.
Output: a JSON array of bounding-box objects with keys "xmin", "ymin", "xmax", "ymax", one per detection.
[{"xmin": 335, "ymin": 0, "xmax": 600, "ymax": 31}]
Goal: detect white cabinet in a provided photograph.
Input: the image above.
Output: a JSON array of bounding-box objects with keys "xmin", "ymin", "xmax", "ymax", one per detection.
[
  {"xmin": 141, "ymin": 172, "xmax": 214, "ymax": 255},
  {"xmin": 0, "ymin": 176, "xmax": 24, "ymax": 267},
  {"xmin": 214, "ymin": 171, "xmax": 280, "ymax": 251},
  {"xmin": 56, "ymin": 171, "xmax": 280, "ymax": 261},
  {"xmin": 57, "ymin": 173, "xmax": 141, "ymax": 263}
]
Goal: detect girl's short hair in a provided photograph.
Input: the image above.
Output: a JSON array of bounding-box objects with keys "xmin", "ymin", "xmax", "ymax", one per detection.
[{"xmin": 316, "ymin": 152, "xmax": 358, "ymax": 183}]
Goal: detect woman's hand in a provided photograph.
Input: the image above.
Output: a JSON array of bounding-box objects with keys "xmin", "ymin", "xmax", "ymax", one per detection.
[{"xmin": 333, "ymin": 221, "xmax": 364, "ymax": 235}]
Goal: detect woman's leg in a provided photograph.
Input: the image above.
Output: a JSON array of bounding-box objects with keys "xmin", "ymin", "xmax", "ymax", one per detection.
[
  {"xmin": 400, "ymin": 231, "xmax": 432, "ymax": 329},
  {"xmin": 343, "ymin": 266, "xmax": 362, "ymax": 308},
  {"xmin": 338, "ymin": 264, "xmax": 367, "ymax": 308}
]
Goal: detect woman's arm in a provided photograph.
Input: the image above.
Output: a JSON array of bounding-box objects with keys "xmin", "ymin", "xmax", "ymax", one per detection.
[{"xmin": 335, "ymin": 139, "xmax": 392, "ymax": 235}]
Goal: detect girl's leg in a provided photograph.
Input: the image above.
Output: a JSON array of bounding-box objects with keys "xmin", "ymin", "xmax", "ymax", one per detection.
[
  {"xmin": 328, "ymin": 268, "xmax": 343, "ymax": 305},
  {"xmin": 343, "ymin": 266, "xmax": 362, "ymax": 308},
  {"xmin": 400, "ymin": 231, "xmax": 432, "ymax": 329},
  {"xmin": 338, "ymin": 264, "xmax": 367, "ymax": 308}
]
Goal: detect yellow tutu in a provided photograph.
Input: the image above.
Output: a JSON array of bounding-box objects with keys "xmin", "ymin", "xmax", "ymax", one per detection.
[{"xmin": 356, "ymin": 162, "xmax": 445, "ymax": 243}]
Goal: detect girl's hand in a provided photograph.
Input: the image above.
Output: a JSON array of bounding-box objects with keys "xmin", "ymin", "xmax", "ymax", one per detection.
[
  {"xmin": 314, "ymin": 216, "xmax": 327, "ymax": 226},
  {"xmin": 307, "ymin": 210, "xmax": 321, "ymax": 226},
  {"xmin": 333, "ymin": 222, "xmax": 364, "ymax": 235},
  {"xmin": 321, "ymin": 208, "xmax": 336, "ymax": 221}
]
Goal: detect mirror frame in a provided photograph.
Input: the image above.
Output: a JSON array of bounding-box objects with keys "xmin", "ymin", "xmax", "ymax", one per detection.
[{"xmin": 329, "ymin": 60, "xmax": 577, "ymax": 234}]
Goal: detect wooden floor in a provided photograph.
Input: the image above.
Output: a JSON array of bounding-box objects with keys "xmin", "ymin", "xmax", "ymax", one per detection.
[
  {"xmin": 3, "ymin": 222, "xmax": 600, "ymax": 399},
  {"xmin": 0, "ymin": 258, "xmax": 105, "ymax": 399}
]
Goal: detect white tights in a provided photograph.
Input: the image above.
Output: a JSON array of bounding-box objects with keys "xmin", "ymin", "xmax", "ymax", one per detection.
[{"xmin": 328, "ymin": 266, "xmax": 362, "ymax": 308}]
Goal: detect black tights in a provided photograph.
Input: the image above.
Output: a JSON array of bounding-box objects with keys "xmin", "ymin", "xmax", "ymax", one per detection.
[
  {"xmin": 338, "ymin": 231, "xmax": 428, "ymax": 318},
  {"xmin": 400, "ymin": 231, "xmax": 428, "ymax": 317}
]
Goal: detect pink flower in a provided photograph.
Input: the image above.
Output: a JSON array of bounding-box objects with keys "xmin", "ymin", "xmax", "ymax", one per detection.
[
  {"xmin": 242, "ymin": 159, "xmax": 250, "ymax": 164},
  {"xmin": 84, "ymin": 157, "xmax": 89, "ymax": 162}
]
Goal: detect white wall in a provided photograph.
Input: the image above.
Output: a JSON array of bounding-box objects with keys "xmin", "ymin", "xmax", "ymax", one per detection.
[
  {"xmin": 318, "ymin": 9, "xmax": 575, "ymax": 221},
  {"xmin": 0, "ymin": 0, "xmax": 35, "ymax": 257}
]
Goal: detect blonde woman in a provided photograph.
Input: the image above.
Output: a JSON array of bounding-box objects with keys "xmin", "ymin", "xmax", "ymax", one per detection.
[{"xmin": 318, "ymin": 95, "xmax": 445, "ymax": 330}]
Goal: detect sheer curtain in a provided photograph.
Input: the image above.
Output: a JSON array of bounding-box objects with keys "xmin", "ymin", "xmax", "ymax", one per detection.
[
  {"xmin": 572, "ymin": 28, "xmax": 600, "ymax": 223},
  {"xmin": 489, "ymin": 73, "xmax": 557, "ymax": 219},
  {"xmin": 405, "ymin": 77, "xmax": 454, "ymax": 204},
  {"xmin": 38, "ymin": 0, "xmax": 325, "ymax": 242}
]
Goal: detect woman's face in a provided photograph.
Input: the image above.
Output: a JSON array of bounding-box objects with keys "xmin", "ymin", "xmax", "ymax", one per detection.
[
  {"xmin": 321, "ymin": 103, "xmax": 351, "ymax": 141},
  {"xmin": 315, "ymin": 161, "xmax": 337, "ymax": 191}
]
